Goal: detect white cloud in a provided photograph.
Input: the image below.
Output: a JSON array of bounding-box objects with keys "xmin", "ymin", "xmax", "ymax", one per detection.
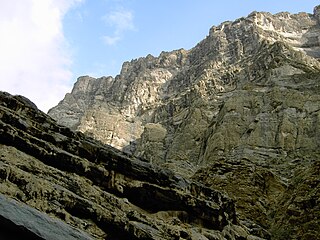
[
  {"xmin": 0, "ymin": 0, "xmax": 83, "ymax": 112},
  {"xmin": 103, "ymin": 35, "xmax": 121, "ymax": 45},
  {"xmin": 102, "ymin": 9, "xmax": 135, "ymax": 45},
  {"xmin": 104, "ymin": 9, "xmax": 135, "ymax": 33}
]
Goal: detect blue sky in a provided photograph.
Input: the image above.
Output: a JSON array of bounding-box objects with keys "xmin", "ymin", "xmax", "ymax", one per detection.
[
  {"xmin": 66, "ymin": 0, "xmax": 320, "ymax": 78},
  {"xmin": 0, "ymin": 0, "xmax": 319, "ymax": 112}
]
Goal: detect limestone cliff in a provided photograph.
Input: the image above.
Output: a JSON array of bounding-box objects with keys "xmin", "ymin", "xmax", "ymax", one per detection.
[
  {"xmin": 49, "ymin": 6, "xmax": 320, "ymax": 167},
  {"xmin": 47, "ymin": 5, "xmax": 320, "ymax": 239}
]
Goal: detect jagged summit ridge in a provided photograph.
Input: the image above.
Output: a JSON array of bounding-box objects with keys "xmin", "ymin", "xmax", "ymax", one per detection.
[{"xmin": 49, "ymin": 6, "xmax": 320, "ymax": 164}]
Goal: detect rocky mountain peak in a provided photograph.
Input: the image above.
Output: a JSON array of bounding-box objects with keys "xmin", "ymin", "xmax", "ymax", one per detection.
[
  {"xmin": 49, "ymin": 6, "xmax": 320, "ymax": 164},
  {"xmin": 207, "ymin": 8, "xmax": 320, "ymax": 59},
  {"xmin": 314, "ymin": 5, "xmax": 320, "ymax": 21}
]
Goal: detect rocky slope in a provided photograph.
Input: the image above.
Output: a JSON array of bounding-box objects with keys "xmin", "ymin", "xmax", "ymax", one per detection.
[
  {"xmin": 49, "ymin": 6, "xmax": 320, "ymax": 165},
  {"xmin": 0, "ymin": 91, "xmax": 264, "ymax": 239},
  {"xmin": 35, "ymin": 5, "xmax": 320, "ymax": 239},
  {"xmin": 1, "ymin": 6, "xmax": 320, "ymax": 239}
]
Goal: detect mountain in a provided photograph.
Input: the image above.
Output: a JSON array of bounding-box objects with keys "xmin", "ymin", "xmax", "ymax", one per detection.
[
  {"xmin": 48, "ymin": 6, "xmax": 320, "ymax": 239},
  {"xmin": 1, "ymin": 5, "xmax": 319, "ymax": 240},
  {"xmin": 49, "ymin": 6, "xmax": 320, "ymax": 170}
]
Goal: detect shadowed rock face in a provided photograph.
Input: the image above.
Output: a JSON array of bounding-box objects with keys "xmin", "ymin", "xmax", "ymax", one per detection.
[
  {"xmin": 0, "ymin": 194, "xmax": 92, "ymax": 240},
  {"xmin": 0, "ymin": 91, "xmax": 259, "ymax": 239}
]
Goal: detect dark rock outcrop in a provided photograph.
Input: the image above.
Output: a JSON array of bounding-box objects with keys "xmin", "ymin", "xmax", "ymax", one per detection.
[
  {"xmin": 0, "ymin": 194, "xmax": 92, "ymax": 240},
  {"xmin": 0, "ymin": 91, "xmax": 258, "ymax": 239}
]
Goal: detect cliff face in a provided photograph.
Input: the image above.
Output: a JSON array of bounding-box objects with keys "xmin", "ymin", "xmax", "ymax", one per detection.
[
  {"xmin": 0, "ymin": 91, "xmax": 256, "ymax": 239},
  {"xmin": 45, "ymin": 5, "xmax": 320, "ymax": 239},
  {"xmin": 49, "ymin": 7, "xmax": 320, "ymax": 167}
]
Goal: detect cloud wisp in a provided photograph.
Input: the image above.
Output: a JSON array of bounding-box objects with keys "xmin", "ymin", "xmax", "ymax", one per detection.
[
  {"xmin": 102, "ymin": 9, "xmax": 135, "ymax": 45},
  {"xmin": 0, "ymin": 0, "xmax": 82, "ymax": 112}
]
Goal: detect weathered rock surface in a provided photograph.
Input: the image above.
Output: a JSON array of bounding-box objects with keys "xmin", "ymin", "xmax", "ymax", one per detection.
[
  {"xmin": 0, "ymin": 91, "xmax": 261, "ymax": 239},
  {"xmin": 49, "ymin": 6, "xmax": 320, "ymax": 168},
  {"xmin": 0, "ymin": 194, "xmax": 92, "ymax": 240},
  {"xmin": 48, "ymin": 5, "xmax": 320, "ymax": 239}
]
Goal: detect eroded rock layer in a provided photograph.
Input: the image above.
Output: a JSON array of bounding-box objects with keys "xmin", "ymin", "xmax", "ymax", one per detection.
[
  {"xmin": 48, "ymin": 6, "xmax": 320, "ymax": 239},
  {"xmin": 49, "ymin": 6, "xmax": 320, "ymax": 169},
  {"xmin": 0, "ymin": 92, "xmax": 260, "ymax": 239}
]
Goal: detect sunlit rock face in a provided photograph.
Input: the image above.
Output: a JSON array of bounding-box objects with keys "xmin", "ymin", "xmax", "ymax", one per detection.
[
  {"xmin": 48, "ymin": 6, "xmax": 320, "ymax": 239},
  {"xmin": 49, "ymin": 6, "xmax": 320, "ymax": 167},
  {"xmin": 0, "ymin": 91, "xmax": 258, "ymax": 239}
]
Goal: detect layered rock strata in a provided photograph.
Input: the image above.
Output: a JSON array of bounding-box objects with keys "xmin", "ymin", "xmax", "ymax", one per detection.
[{"xmin": 0, "ymin": 92, "xmax": 259, "ymax": 239}]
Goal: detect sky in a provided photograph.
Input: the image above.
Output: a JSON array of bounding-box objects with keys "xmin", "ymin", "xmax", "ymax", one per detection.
[{"xmin": 0, "ymin": 0, "xmax": 319, "ymax": 112}]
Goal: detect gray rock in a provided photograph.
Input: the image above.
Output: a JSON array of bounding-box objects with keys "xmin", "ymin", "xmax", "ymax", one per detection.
[
  {"xmin": 0, "ymin": 194, "xmax": 92, "ymax": 240},
  {"xmin": 49, "ymin": 6, "xmax": 320, "ymax": 170}
]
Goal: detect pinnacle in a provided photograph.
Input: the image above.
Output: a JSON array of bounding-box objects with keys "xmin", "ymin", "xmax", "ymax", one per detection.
[{"xmin": 314, "ymin": 5, "xmax": 320, "ymax": 22}]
